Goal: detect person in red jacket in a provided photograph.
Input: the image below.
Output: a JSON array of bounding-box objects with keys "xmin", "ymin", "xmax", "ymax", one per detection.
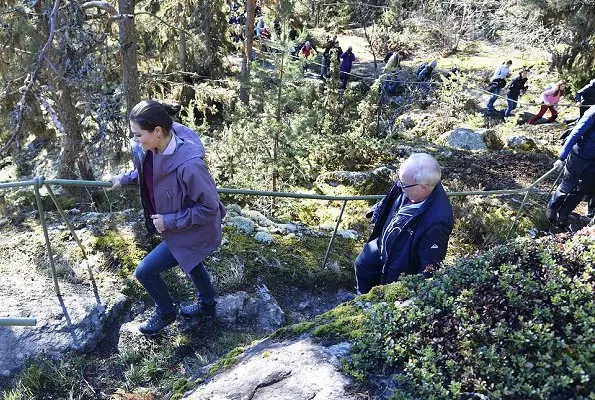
[{"xmin": 528, "ymin": 81, "xmax": 565, "ymax": 124}]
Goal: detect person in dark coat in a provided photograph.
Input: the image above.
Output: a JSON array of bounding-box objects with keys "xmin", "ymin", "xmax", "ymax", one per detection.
[
  {"xmin": 273, "ymin": 18, "xmax": 281, "ymax": 39},
  {"xmin": 354, "ymin": 153, "xmax": 454, "ymax": 294},
  {"xmin": 504, "ymin": 69, "xmax": 529, "ymax": 117},
  {"xmin": 339, "ymin": 45, "xmax": 355, "ymax": 89},
  {"xmin": 576, "ymin": 78, "xmax": 595, "ymax": 119},
  {"xmin": 546, "ymin": 105, "xmax": 595, "ymax": 227},
  {"xmin": 110, "ymin": 101, "xmax": 226, "ymax": 335},
  {"xmin": 319, "ymin": 37, "xmax": 334, "ymax": 79},
  {"xmin": 416, "ymin": 59, "xmax": 437, "ymax": 94}
]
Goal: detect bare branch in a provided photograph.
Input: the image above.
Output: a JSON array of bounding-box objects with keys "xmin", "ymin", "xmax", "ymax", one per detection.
[
  {"xmin": 35, "ymin": 90, "xmax": 64, "ymax": 134},
  {"xmin": 81, "ymin": 1, "xmax": 117, "ymax": 15},
  {"xmin": 134, "ymin": 11, "xmax": 192, "ymax": 36},
  {"xmin": 0, "ymin": 0, "xmax": 61, "ymax": 155}
]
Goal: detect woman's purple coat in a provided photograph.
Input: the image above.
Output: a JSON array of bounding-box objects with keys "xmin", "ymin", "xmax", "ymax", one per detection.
[{"xmin": 120, "ymin": 123, "xmax": 226, "ymax": 273}]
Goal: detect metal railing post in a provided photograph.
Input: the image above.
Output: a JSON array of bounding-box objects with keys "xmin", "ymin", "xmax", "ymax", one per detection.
[
  {"xmin": 510, "ymin": 189, "xmax": 533, "ymax": 233},
  {"xmin": 33, "ymin": 176, "xmax": 61, "ymax": 297},
  {"xmin": 44, "ymin": 184, "xmax": 99, "ymax": 288},
  {"xmin": 322, "ymin": 199, "xmax": 348, "ymax": 269},
  {"xmin": 510, "ymin": 167, "xmax": 558, "ymax": 233},
  {"xmin": 44, "ymin": 184, "xmax": 87, "ymax": 259}
]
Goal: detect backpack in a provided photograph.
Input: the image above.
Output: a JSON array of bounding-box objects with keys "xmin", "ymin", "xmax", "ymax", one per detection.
[
  {"xmin": 487, "ymin": 78, "xmax": 506, "ymax": 92},
  {"xmin": 384, "ymin": 51, "xmax": 394, "ymax": 64},
  {"xmin": 417, "ymin": 62, "xmax": 427, "ymax": 76}
]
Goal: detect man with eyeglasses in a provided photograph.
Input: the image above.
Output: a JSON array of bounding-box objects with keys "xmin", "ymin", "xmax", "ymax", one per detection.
[{"xmin": 354, "ymin": 153, "xmax": 454, "ymax": 294}]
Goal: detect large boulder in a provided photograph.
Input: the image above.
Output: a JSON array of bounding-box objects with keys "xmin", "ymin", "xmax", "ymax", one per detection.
[
  {"xmin": 396, "ymin": 110, "xmax": 434, "ymax": 130},
  {"xmin": 185, "ymin": 337, "xmax": 353, "ymax": 400},
  {"xmin": 506, "ymin": 135, "xmax": 537, "ymax": 151},
  {"xmin": 216, "ymin": 286, "xmax": 285, "ymax": 333},
  {"xmin": 0, "ymin": 254, "xmax": 127, "ymax": 380},
  {"xmin": 437, "ymin": 127, "xmax": 504, "ymax": 151}
]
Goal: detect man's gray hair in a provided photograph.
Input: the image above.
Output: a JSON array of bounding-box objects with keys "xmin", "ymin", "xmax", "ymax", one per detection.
[{"xmin": 401, "ymin": 153, "xmax": 441, "ymax": 187}]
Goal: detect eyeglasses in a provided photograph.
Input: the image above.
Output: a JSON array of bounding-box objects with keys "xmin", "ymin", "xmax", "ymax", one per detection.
[{"xmin": 397, "ymin": 177, "xmax": 420, "ymax": 189}]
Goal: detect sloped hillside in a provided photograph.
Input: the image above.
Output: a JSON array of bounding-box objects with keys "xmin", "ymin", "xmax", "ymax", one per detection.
[
  {"xmin": 188, "ymin": 227, "xmax": 594, "ymax": 399},
  {"xmin": 296, "ymin": 229, "xmax": 594, "ymax": 398}
]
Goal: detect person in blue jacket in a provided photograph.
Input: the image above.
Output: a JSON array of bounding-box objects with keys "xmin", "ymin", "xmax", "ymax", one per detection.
[
  {"xmin": 576, "ymin": 78, "xmax": 595, "ymax": 120},
  {"xmin": 546, "ymin": 105, "xmax": 595, "ymax": 226},
  {"xmin": 354, "ymin": 153, "xmax": 454, "ymax": 294}
]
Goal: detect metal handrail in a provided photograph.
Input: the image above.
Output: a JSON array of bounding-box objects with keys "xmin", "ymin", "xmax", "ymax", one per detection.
[
  {"xmin": 0, "ymin": 317, "xmax": 37, "ymax": 326},
  {"xmin": 0, "ymin": 169, "xmax": 558, "ymax": 326}
]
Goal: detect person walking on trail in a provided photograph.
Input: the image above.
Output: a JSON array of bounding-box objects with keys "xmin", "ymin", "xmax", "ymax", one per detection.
[
  {"xmin": 319, "ymin": 37, "xmax": 335, "ymax": 79},
  {"xmin": 416, "ymin": 59, "xmax": 437, "ymax": 95},
  {"xmin": 301, "ymin": 40, "xmax": 315, "ymax": 72},
  {"xmin": 110, "ymin": 100, "xmax": 225, "ymax": 335},
  {"xmin": 384, "ymin": 50, "xmax": 403, "ymax": 73},
  {"xmin": 546, "ymin": 105, "xmax": 595, "ymax": 228},
  {"xmin": 255, "ymin": 17, "xmax": 265, "ymax": 38},
  {"xmin": 527, "ymin": 80, "xmax": 565, "ymax": 124},
  {"xmin": 382, "ymin": 51, "xmax": 403, "ymax": 95},
  {"xmin": 576, "ymin": 78, "xmax": 595, "ymax": 120},
  {"xmin": 273, "ymin": 18, "xmax": 281, "ymax": 39},
  {"xmin": 504, "ymin": 69, "xmax": 529, "ymax": 117},
  {"xmin": 354, "ymin": 153, "xmax": 454, "ymax": 294},
  {"xmin": 486, "ymin": 60, "xmax": 512, "ymax": 112},
  {"xmin": 339, "ymin": 45, "xmax": 355, "ymax": 89}
]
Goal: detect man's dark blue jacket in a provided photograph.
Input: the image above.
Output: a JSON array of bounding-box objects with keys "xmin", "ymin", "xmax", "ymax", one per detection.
[
  {"xmin": 560, "ymin": 105, "xmax": 595, "ymax": 160},
  {"xmin": 576, "ymin": 79, "xmax": 595, "ymax": 105},
  {"xmin": 369, "ymin": 181, "xmax": 454, "ymax": 283}
]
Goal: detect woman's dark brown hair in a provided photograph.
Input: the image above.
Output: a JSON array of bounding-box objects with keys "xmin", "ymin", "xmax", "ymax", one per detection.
[{"xmin": 129, "ymin": 100, "xmax": 180, "ymax": 132}]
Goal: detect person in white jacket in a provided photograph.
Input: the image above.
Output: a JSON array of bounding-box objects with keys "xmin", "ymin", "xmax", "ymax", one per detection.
[{"xmin": 486, "ymin": 60, "xmax": 512, "ymax": 112}]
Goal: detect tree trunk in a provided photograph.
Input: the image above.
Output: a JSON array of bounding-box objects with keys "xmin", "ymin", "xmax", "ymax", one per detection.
[
  {"xmin": 117, "ymin": 0, "xmax": 140, "ymax": 120},
  {"xmin": 55, "ymin": 83, "xmax": 95, "ymax": 182},
  {"xmin": 178, "ymin": 2, "xmax": 186, "ymax": 71},
  {"xmin": 273, "ymin": 52, "xmax": 284, "ymax": 194},
  {"xmin": 49, "ymin": 57, "xmax": 95, "ymax": 206},
  {"xmin": 240, "ymin": 0, "xmax": 256, "ymax": 105}
]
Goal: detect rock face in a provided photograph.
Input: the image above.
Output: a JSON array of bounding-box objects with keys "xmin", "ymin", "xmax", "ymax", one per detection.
[
  {"xmin": 0, "ymin": 243, "xmax": 127, "ymax": 382},
  {"xmin": 117, "ymin": 286, "xmax": 285, "ymax": 352},
  {"xmin": 0, "ymin": 212, "xmax": 138, "ymax": 386},
  {"xmin": 437, "ymin": 128, "xmax": 504, "ymax": 151},
  {"xmin": 216, "ymin": 286, "xmax": 285, "ymax": 333},
  {"xmin": 185, "ymin": 337, "xmax": 354, "ymax": 400}
]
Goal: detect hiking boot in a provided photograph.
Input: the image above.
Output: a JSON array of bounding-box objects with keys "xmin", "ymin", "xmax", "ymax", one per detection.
[
  {"xmin": 138, "ymin": 311, "xmax": 176, "ymax": 335},
  {"xmin": 180, "ymin": 301, "xmax": 216, "ymax": 319},
  {"xmin": 545, "ymin": 208, "xmax": 558, "ymax": 223},
  {"xmin": 557, "ymin": 214, "xmax": 569, "ymax": 227}
]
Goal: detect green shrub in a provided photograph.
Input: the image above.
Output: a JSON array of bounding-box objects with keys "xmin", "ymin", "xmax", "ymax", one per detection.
[
  {"xmin": 451, "ymin": 197, "xmax": 534, "ymax": 254},
  {"xmin": 345, "ymin": 237, "xmax": 594, "ymax": 399}
]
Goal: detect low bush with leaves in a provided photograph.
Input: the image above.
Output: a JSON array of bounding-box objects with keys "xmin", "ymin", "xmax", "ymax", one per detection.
[{"xmin": 343, "ymin": 234, "xmax": 594, "ymax": 399}]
